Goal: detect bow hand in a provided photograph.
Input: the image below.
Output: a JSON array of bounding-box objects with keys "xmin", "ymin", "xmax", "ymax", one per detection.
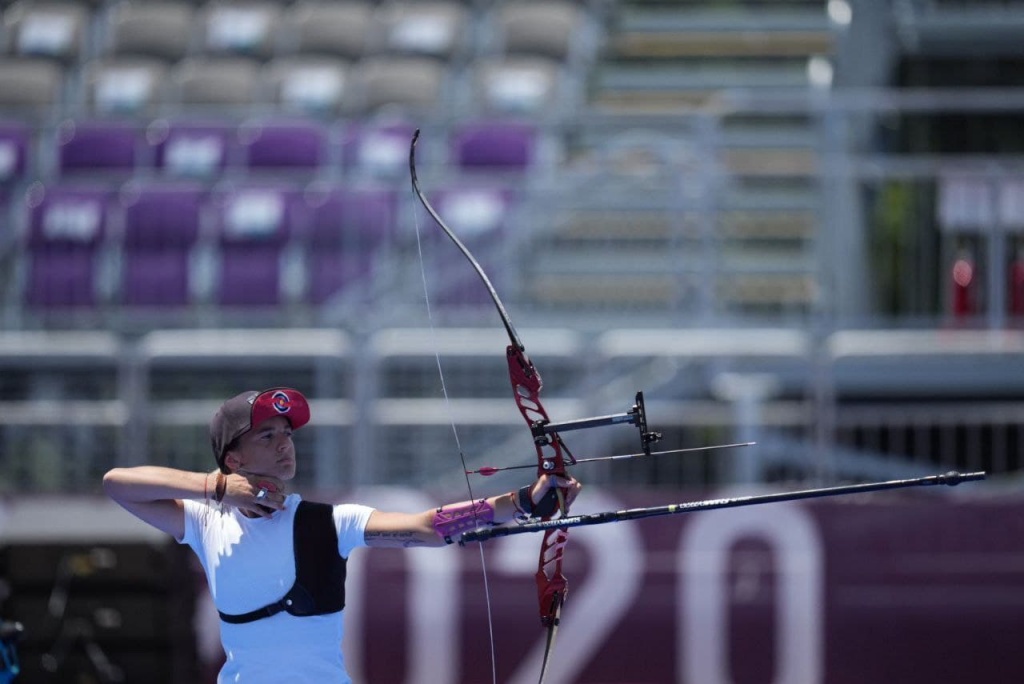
[{"xmin": 532, "ymin": 474, "xmax": 582, "ymax": 516}]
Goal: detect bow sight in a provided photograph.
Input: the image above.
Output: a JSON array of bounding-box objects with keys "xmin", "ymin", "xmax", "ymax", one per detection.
[{"xmin": 529, "ymin": 391, "xmax": 662, "ymax": 465}]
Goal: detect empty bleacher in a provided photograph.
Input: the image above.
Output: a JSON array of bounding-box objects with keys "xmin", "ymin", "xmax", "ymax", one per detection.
[
  {"xmin": 0, "ymin": 0, "xmax": 1004, "ymax": 326},
  {"xmin": 0, "ymin": 0, "xmax": 606, "ymax": 330},
  {"xmin": 0, "ymin": 0, "xmax": 1022, "ymax": 501}
]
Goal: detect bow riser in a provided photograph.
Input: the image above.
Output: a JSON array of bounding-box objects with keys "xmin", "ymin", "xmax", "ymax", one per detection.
[
  {"xmin": 507, "ymin": 344, "xmax": 572, "ymax": 627},
  {"xmin": 507, "ymin": 346, "xmax": 571, "ymax": 471}
]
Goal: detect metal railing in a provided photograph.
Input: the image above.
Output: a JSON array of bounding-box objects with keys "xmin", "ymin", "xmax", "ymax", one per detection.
[{"xmin": 1, "ymin": 326, "xmax": 1022, "ymax": 495}]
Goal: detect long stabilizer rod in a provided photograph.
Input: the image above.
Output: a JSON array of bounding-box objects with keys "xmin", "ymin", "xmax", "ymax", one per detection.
[{"xmin": 461, "ymin": 470, "xmax": 986, "ymax": 544}]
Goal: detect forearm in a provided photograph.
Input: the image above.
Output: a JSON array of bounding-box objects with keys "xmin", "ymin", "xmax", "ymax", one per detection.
[
  {"xmin": 488, "ymin": 490, "xmax": 519, "ymax": 524},
  {"xmin": 364, "ymin": 476, "xmax": 580, "ymax": 549},
  {"xmin": 364, "ymin": 491, "xmax": 519, "ymax": 549},
  {"xmin": 103, "ymin": 466, "xmax": 212, "ymax": 504},
  {"xmin": 427, "ymin": 490, "xmax": 521, "ymax": 545}
]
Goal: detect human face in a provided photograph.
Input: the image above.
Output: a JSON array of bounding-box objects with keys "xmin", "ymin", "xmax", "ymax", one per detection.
[{"xmin": 226, "ymin": 415, "xmax": 297, "ymax": 480}]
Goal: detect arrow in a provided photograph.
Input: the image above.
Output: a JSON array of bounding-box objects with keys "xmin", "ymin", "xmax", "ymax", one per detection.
[
  {"xmin": 467, "ymin": 441, "xmax": 756, "ymax": 476},
  {"xmin": 461, "ymin": 470, "xmax": 987, "ymax": 543}
]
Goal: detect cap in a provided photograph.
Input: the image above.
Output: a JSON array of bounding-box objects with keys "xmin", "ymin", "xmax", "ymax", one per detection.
[{"xmin": 210, "ymin": 387, "xmax": 311, "ymax": 468}]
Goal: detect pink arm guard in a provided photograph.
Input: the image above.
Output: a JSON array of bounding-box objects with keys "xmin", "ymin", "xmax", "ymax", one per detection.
[{"xmin": 433, "ymin": 499, "xmax": 495, "ymax": 544}]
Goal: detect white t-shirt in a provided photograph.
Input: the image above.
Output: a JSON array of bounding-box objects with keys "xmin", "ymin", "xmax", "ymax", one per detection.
[{"xmin": 180, "ymin": 493, "xmax": 374, "ymax": 683}]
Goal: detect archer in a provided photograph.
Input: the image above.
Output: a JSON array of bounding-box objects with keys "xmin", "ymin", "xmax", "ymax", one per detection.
[{"xmin": 103, "ymin": 386, "xmax": 581, "ymax": 684}]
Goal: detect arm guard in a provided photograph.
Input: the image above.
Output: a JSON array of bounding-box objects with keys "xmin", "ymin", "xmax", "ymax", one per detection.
[{"xmin": 433, "ymin": 499, "xmax": 495, "ymax": 545}]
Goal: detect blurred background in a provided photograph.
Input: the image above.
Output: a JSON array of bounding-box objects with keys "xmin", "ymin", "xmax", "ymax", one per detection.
[{"xmin": 0, "ymin": 0, "xmax": 1022, "ymax": 682}]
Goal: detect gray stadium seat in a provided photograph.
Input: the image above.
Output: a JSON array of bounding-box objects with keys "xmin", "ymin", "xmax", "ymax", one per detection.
[
  {"xmin": 0, "ymin": 58, "xmax": 62, "ymax": 110},
  {"xmin": 4, "ymin": 0, "xmax": 89, "ymax": 63},
  {"xmin": 372, "ymin": 0, "xmax": 469, "ymax": 62},
  {"xmin": 263, "ymin": 56, "xmax": 351, "ymax": 116},
  {"xmin": 491, "ymin": 0, "xmax": 587, "ymax": 62},
  {"xmin": 85, "ymin": 57, "xmax": 168, "ymax": 115},
  {"xmin": 171, "ymin": 56, "xmax": 260, "ymax": 107},
  {"xmin": 198, "ymin": 0, "xmax": 282, "ymax": 60},
  {"xmin": 104, "ymin": 0, "xmax": 194, "ymax": 62},
  {"xmin": 354, "ymin": 55, "xmax": 446, "ymax": 115},
  {"xmin": 471, "ymin": 56, "xmax": 566, "ymax": 116},
  {"xmin": 285, "ymin": 0, "xmax": 372, "ymax": 61}
]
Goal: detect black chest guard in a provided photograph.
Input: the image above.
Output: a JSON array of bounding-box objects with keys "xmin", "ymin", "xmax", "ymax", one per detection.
[{"xmin": 218, "ymin": 501, "xmax": 347, "ymax": 624}]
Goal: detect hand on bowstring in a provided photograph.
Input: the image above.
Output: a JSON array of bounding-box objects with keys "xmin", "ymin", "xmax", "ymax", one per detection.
[{"xmin": 226, "ymin": 470, "xmax": 287, "ymax": 517}]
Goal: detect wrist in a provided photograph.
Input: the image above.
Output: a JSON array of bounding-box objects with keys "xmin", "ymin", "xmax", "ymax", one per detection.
[{"xmin": 214, "ymin": 472, "xmax": 227, "ymax": 503}]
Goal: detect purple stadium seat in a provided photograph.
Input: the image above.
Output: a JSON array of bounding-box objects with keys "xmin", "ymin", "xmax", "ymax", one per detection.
[
  {"xmin": 0, "ymin": 189, "xmax": 11, "ymax": 247},
  {"xmin": 303, "ymin": 184, "xmax": 396, "ymax": 305},
  {"xmin": 239, "ymin": 119, "xmax": 329, "ymax": 173},
  {"xmin": 119, "ymin": 182, "xmax": 205, "ymax": 307},
  {"xmin": 211, "ymin": 184, "xmax": 303, "ymax": 306},
  {"xmin": 57, "ymin": 119, "xmax": 140, "ymax": 177},
  {"xmin": 0, "ymin": 121, "xmax": 31, "ymax": 183},
  {"xmin": 451, "ymin": 121, "xmax": 538, "ymax": 171},
  {"xmin": 418, "ymin": 183, "xmax": 518, "ymax": 306},
  {"xmin": 148, "ymin": 119, "xmax": 236, "ymax": 178},
  {"xmin": 24, "ymin": 184, "xmax": 112, "ymax": 309}
]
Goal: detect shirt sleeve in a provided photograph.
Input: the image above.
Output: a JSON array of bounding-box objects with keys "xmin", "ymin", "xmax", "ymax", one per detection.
[
  {"xmin": 179, "ymin": 498, "xmax": 206, "ymax": 548},
  {"xmin": 333, "ymin": 503, "xmax": 375, "ymax": 558}
]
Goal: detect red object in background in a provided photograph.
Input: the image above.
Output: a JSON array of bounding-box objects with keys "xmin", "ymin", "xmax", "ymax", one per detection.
[
  {"xmin": 951, "ymin": 250, "xmax": 978, "ymax": 316},
  {"xmin": 1010, "ymin": 251, "xmax": 1024, "ymax": 315}
]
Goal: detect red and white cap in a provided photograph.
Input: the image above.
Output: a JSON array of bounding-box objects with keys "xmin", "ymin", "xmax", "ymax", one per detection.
[{"xmin": 210, "ymin": 387, "xmax": 310, "ymax": 469}]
